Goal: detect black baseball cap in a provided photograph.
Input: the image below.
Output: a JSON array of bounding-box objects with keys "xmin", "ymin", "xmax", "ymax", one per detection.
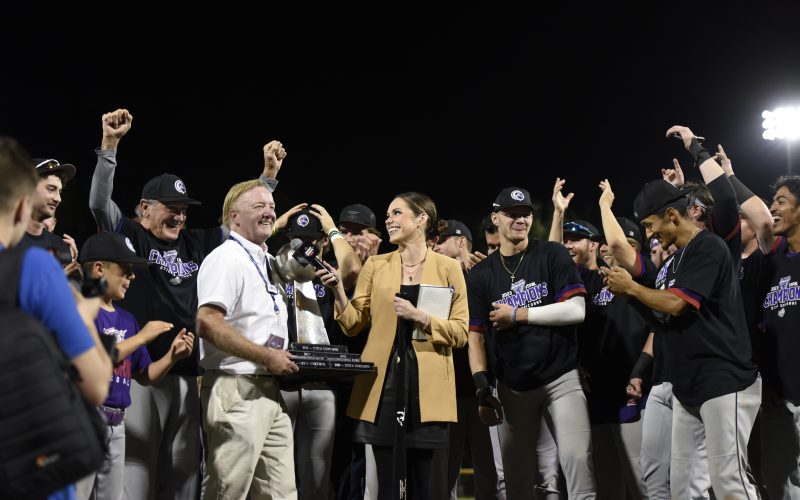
[
  {"xmin": 78, "ymin": 232, "xmax": 148, "ymax": 264},
  {"xmin": 337, "ymin": 203, "xmax": 376, "ymax": 229},
  {"xmin": 141, "ymin": 174, "xmax": 201, "ymax": 205},
  {"xmin": 617, "ymin": 217, "xmax": 643, "ymax": 246},
  {"xmin": 33, "ymin": 158, "xmax": 76, "ymax": 182},
  {"xmin": 286, "ymin": 209, "xmax": 324, "ymax": 239},
  {"xmin": 440, "ymin": 219, "xmax": 473, "ymax": 242},
  {"xmin": 563, "ymin": 220, "xmax": 600, "ymax": 241},
  {"xmin": 492, "ymin": 187, "xmax": 534, "ymax": 212},
  {"xmin": 633, "ymin": 180, "xmax": 687, "ymax": 221}
]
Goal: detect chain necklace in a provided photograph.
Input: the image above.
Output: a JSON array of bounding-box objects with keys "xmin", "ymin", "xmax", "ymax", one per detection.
[
  {"xmin": 500, "ymin": 249, "xmax": 526, "ymax": 282},
  {"xmin": 401, "ymin": 249, "xmax": 427, "ymax": 282},
  {"xmin": 671, "ymin": 227, "xmax": 702, "ymax": 274}
]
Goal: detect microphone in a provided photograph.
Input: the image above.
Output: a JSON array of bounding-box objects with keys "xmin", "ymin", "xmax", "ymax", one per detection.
[{"xmin": 290, "ymin": 238, "xmax": 327, "ymax": 271}]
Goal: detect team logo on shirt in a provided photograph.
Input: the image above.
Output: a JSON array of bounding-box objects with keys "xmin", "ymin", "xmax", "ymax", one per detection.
[
  {"xmin": 148, "ymin": 249, "xmax": 199, "ymax": 285},
  {"xmin": 102, "ymin": 326, "xmax": 127, "ymax": 344},
  {"xmin": 763, "ymin": 275, "xmax": 799, "ymax": 311},
  {"xmin": 592, "ymin": 287, "xmax": 614, "ymax": 306},
  {"xmin": 494, "ymin": 281, "xmax": 549, "ymax": 308},
  {"xmin": 656, "ymin": 256, "xmax": 674, "ymax": 289}
]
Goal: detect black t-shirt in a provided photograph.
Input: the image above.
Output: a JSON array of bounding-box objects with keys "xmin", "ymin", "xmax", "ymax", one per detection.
[
  {"xmin": 742, "ymin": 237, "xmax": 800, "ymax": 399},
  {"xmin": 467, "ymin": 240, "xmax": 586, "ymax": 391},
  {"xmin": 656, "ymin": 230, "xmax": 756, "ymax": 407},
  {"xmin": 18, "ymin": 230, "xmax": 71, "ymax": 265},
  {"xmin": 579, "ymin": 253, "xmax": 655, "ymax": 423},
  {"xmin": 116, "ymin": 218, "xmax": 222, "ymax": 376}
]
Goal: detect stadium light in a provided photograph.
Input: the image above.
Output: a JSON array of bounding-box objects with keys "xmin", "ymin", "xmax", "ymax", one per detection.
[{"xmin": 762, "ymin": 106, "xmax": 800, "ymax": 173}]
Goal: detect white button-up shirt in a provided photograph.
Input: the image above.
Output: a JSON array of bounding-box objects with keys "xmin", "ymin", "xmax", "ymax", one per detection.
[{"xmin": 197, "ymin": 231, "xmax": 288, "ymax": 374}]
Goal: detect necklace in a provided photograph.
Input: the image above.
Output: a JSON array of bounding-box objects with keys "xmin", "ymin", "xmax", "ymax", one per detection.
[
  {"xmin": 500, "ymin": 249, "xmax": 526, "ymax": 282},
  {"xmin": 672, "ymin": 228, "xmax": 702, "ymax": 273},
  {"xmin": 401, "ymin": 249, "xmax": 427, "ymax": 281}
]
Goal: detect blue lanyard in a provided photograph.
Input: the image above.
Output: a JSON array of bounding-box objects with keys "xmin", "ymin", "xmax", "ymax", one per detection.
[{"xmin": 228, "ymin": 235, "xmax": 280, "ymax": 315}]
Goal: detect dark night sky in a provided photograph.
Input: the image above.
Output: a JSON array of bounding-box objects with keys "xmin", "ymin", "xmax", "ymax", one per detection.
[{"xmin": 2, "ymin": 6, "xmax": 799, "ymax": 251}]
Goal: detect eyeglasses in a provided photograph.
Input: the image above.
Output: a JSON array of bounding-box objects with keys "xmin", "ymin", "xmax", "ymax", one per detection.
[{"xmin": 562, "ymin": 221, "xmax": 595, "ymax": 238}]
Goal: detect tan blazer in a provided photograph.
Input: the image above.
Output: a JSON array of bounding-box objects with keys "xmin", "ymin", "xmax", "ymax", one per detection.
[{"xmin": 336, "ymin": 250, "xmax": 468, "ymax": 423}]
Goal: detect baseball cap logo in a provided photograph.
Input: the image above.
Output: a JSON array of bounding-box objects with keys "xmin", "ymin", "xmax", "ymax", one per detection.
[
  {"xmin": 298, "ymin": 214, "xmax": 310, "ymax": 227},
  {"xmin": 511, "ymin": 190, "xmax": 525, "ymax": 201},
  {"xmin": 125, "ymin": 237, "xmax": 136, "ymax": 253},
  {"xmin": 174, "ymin": 180, "xmax": 187, "ymax": 194}
]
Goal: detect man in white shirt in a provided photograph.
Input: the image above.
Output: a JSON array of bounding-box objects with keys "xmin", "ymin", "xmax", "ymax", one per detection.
[{"xmin": 196, "ymin": 179, "xmax": 299, "ymax": 499}]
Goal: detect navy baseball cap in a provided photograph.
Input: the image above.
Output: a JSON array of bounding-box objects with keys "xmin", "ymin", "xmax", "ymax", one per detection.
[
  {"xmin": 563, "ymin": 220, "xmax": 600, "ymax": 242},
  {"xmin": 440, "ymin": 220, "xmax": 473, "ymax": 242},
  {"xmin": 633, "ymin": 180, "xmax": 687, "ymax": 222},
  {"xmin": 617, "ymin": 217, "xmax": 643, "ymax": 246},
  {"xmin": 337, "ymin": 203, "xmax": 377, "ymax": 229},
  {"xmin": 492, "ymin": 187, "xmax": 534, "ymax": 212},
  {"xmin": 286, "ymin": 209, "xmax": 324, "ymax": 239},
  {"xmin": 78, "ymin": 232, "xmax": 148, "ymax": 265},
  {"xmin": 33, "ymin": 158, "xmax": 76, "ymax": 182},
  {"xmin": 141, "ymin": 174, "xmax": 201, "ymax": 205}
]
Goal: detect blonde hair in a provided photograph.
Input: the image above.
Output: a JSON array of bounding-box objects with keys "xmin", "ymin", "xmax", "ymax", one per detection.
[{"xmin": 222, "ymin": 179, "xmax": 264, "ymax": 227}]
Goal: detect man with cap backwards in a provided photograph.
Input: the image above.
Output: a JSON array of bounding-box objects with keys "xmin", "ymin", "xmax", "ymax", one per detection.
[
  {"xmin": 88, "ymin": 108, "xmax": 287, "ymax": 500},
  {"xmin": 467, "ymin": 187, "xmax": 596, "ymax": 499},
  {"xmin": 17, "ymin": 156, "xmax": 80, "ymax": 275},
  {"xmin": 603, "ymin": 176, "xmax": 761, "ymax": 499},
  {"xmin": 336, "ymin": 203, "xmax": 382, "ymax": 265}
]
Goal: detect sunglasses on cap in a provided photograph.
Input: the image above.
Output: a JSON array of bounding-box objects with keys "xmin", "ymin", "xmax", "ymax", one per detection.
[{"xmin": 562, "ymin": 221, "xmax": 595, "ymax": 238}]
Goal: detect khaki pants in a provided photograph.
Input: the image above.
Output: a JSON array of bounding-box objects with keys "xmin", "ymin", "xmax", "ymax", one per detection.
[{"xmin": 200, "ymin": 372, "xmax": 297, "ymax": 500}]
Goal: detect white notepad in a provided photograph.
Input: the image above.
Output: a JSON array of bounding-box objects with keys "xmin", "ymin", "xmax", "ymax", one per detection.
[{"xmin": 412, "ymin": 284, "xmax": 454, "ymax": 340}]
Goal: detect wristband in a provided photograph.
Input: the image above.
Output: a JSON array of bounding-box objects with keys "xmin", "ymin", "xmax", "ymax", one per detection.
[
  {"xmin": 473, "ymin": 371, "xmax": 492, "ymax": 401},
  {"xmin": 330, "ymin": 233, "xmax": 344, "ymax": 242},
  {"xmin": 327, "ymin": 228, "xmax": 341, "ymax": 238},
  {"xmin": 688, "ymin": 137, "xmax": 712, "ymax": 169},
  {"xmin": 629, "ymin": 352, "xmax": 654, "ymax": 386},
  {"xmin": 729, "ymin": 175, "xmax": 757, "ymax": 205},
  {"xmin": 511, "ymin": 307, "xmax": 517, "ymax": 324}
]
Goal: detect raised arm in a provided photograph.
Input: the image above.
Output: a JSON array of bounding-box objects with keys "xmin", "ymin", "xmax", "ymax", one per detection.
[
  {"xmin": 310, "ymin": 203, "xmax": 362, "ymax": 291},
  {"xmin": 90, "ymin": 109, "xmax": 133, "ymax": 231},
  {"xmin": 549, "ymin": 177, "xmax": 573, "ymax": 243},
  {"xmin": 258, "ymin": 140, "xmax": 286, "ymax": 193},
  {"xmin": 598, "ymin": 179, "xmax": 638, "ymax": 272},
  {"xmin": 715, "ymin": 144, "xmax": 777, "ymax": 252}
]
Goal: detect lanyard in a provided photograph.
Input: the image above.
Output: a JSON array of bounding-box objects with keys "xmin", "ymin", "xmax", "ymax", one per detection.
[{"xmin": 228, "ymin": 235, "xmax": 280, "ymax": 315}]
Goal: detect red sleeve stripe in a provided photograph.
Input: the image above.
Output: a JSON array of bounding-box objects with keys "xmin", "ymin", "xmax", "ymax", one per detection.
[
  {"xmin": 469, "ymin": 320, "xmax": 488, "ymax": 334},
  {"xmin": 557, "ymin": 285, "xmax": 587, "ymax": 302},
  {"xmin": 667, "ymin": 287, "xmax": 701, "ymax": 310},
  {"xmin": 724, "ymin": 217, "xmax": 742, "ymax": 241}
]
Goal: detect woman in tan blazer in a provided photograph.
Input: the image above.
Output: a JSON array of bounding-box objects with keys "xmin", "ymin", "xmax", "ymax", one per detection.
[{"xmin": 318, "ymin": 191, "xmax": 468, "ymax": 499}]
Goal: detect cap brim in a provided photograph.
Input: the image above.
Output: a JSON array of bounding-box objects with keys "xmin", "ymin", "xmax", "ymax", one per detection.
[
  {"xmin": 286, "ymin": 230, "xmax": 325, "ymax": 239},
  {"xmin": 39, "ymin": 164, "xmax": 76, "ymax": 182},
  {"xmin": 337, "ymin": 218, "xmax": 370, "ymax": 229},
  {"xmin": 155, "ymin": 197, "xmax": 202, "ymax": 205}
]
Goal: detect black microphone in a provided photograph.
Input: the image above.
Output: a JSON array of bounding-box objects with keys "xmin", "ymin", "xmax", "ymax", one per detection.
[{"xmin": 290, "ymin": 238, "xmax": 327, "ymax": 271}]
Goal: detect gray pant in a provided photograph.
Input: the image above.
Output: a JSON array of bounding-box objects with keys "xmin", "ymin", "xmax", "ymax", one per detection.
[
  {"xmin": 641, "ymin": 382, "xmax": 711, "ymax": 500},
  {"xmin": 124, "ymin": 375, "xmax": 201, "ymax": 500},
  {"xmin": 76, "ymin": 421, "xmax": 126, "ymax": 500},
  {"xmin": 670, "ymin": 377, "xmax": 762, "ymax": 499},
  {"xmin": 760, "ymin": 398, "xmax": 800, "ymax": 499},
  {"xmin": 498, "ymin": 369, "xmax": 596, "ymax": 500},
  {"xmin": 281, "ymin": 386, "xmax": 336, "ymax": 500},
  {"xmin": 591, "ymin": 421, "xmax": 646, "ymax": 499}
]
